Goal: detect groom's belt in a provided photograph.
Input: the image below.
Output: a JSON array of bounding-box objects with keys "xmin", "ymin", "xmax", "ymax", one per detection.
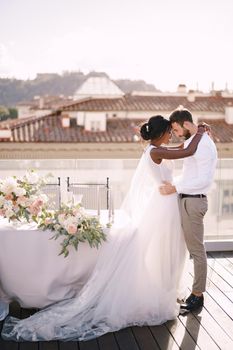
[{"xmin": 179, "ymin": 193, "xmax": 206, "ymax": 199}]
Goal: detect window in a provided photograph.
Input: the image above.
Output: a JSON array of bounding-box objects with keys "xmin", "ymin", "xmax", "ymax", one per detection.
[
  {"xmin": 219, "ymin": 181, "xmax": 233, "ymax": 218},
  {"xmin": 90, "ymin": 121, "xmax": 101, "ymax": 131},
  {"xmin": 70, "ymin": 118, "xmax": 77, "ymax": 127}
]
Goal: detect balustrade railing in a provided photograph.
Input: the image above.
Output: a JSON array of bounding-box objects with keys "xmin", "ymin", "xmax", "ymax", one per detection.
[{"xmin": 0, "ymin": 158, "xmax": 232, "ymax": 246}]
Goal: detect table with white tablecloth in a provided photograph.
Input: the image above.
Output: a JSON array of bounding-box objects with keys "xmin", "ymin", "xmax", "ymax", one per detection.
[
  {"xmin": 0, "ymin": 210, "xmax": 129, "ymax": 321},
  {"xmin": 0, "ymin": 214, "xmax": 109, "ymax": 317}
]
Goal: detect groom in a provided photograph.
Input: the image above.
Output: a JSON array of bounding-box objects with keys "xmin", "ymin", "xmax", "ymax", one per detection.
[{"xmin": 160, "ymin": 107, "xmax": 217, "ymax": 313}]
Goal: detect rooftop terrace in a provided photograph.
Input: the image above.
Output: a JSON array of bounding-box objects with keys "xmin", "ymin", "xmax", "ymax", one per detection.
[{"xmin": 1, "ymin": 251, "xmax": 233, "ymax": 349}]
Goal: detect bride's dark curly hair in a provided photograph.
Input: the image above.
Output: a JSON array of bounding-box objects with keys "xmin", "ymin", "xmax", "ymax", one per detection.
[{"xmin": 140, "ymin": 115, "xmax": 171, "ymax": 141}]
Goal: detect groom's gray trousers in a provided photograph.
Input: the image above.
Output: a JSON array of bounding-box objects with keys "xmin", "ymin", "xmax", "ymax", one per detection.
[{"xmin": 179, "ymin": 196, "xmax": 208, "ymax": 293}]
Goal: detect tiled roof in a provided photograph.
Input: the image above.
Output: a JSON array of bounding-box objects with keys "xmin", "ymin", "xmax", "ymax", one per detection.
[
  {"xmin": 61, "ymin": 94, "xmax": 233, "ymax": 113},
  {"xmin": 2, "ymin": 91, "xmax": 233, "ymax": 143},
  {"xmin": 201, "ymin": 119, "xmax": 233, "ymax": 143},
  {"xmin": 2, "ymin": 114, "xmax": 233, "ymax": 143},
  {"xmin": 32, "ymin": 117, "xmax": 141, "ymax": 143},
  {"xmin": 0, "ymin": 116, "xmax": 37, "ymax": 128}
]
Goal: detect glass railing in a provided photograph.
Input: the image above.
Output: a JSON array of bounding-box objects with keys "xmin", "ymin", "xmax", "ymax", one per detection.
[{"xmin": 0, "ymin": 158, "xmax": 232, "ymax": 241}]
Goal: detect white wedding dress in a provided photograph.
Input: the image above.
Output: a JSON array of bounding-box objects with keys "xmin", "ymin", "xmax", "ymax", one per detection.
[{"xmin": 2, "ymin": 145, "xmax": 187, "ymax": 342}]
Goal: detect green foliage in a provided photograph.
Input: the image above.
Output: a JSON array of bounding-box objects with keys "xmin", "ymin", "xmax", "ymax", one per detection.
[
  {"xmin": 0, "ymin": 105, "xmax": 18, "ymax": 121},
  {"xmin": 38, "ymin": 203, "xmax": 107, "ymax": 257},
  {"xmin": 0, "ymin": 105, "xmax": 9, "ymax": 117},
  {"xmin": 8, "ymin": 108, "xmax": 18, "ymax": 119}
]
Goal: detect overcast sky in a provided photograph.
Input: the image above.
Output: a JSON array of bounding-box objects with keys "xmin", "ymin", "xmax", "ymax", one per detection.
[{"xmin": 0, "ymin": 0, "xmax": 232, "ymax": 91}]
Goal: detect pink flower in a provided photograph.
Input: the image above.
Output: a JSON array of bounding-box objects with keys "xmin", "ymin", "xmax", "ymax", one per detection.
[
  {"xmin": 16, "ymin": 196, "xmax": 28, "ymax": 207},
  {"xmin": 67, "ymin": 224, "xmax": 77, "ymax": 235},
  {"xmin": 29, "ymin": 204, "xmax": 40, "ymax": 216},
  {"xmin": 5, "ymin": 194, "xmax": 13, "ymax": 201},
  {"xmin": 33, "ymin": 199, "xmax": 43, "ymax": 207},
  {"xmin": 28, "ymin": 199, "xmax": 44, "ymax": 215},
  {"xmin": 44, "ymin": 217, "xmax": 53, "ymax": 225}
]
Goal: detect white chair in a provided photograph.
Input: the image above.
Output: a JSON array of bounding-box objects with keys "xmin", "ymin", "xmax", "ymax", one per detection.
[
  {"xmin": 41, "ymin": 177, "xmax": 61, "ymax": 210},
  {"xmin": 66, "ymin": 177, "xmax": 114, "ymax": 222}
]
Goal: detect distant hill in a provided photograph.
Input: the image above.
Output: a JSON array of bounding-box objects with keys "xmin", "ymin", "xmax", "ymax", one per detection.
[
  {"xmin": 114, "ymin": 79, "xmax": 158, "ymax": 94},
  {"xmin": 0, "ymin": 71, "xmax": 159, "ymax": 107}
]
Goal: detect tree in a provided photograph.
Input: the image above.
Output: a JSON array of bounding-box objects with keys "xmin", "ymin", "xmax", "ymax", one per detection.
[
  {"xmin": 8, "ymin": 108, "xmax": 18, "ymax": 119},
  {"xmin": 0, "ymin": 105, "xmax": 18, "ymax": 121}
]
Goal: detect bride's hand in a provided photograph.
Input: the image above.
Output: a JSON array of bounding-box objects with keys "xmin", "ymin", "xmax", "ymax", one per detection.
[
  {"xmin": 198, "ymin": 122, "xmax": 214, "ymax": 139},
  {"xmin": 198, "ymin": 121, "xmax": 210, "ymax": 130},
  {"xmin": 183, "ymin": 121, "xmax": 198, "ymax": 134},
  {"xmin": 183, "ymin": 121, "xmax": 206, "ymax": 135}
]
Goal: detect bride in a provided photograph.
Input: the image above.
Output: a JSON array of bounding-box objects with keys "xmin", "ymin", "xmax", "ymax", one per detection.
[{"xmin": 2, "ymin": 115, "xmax": 205, "ymax": 342}]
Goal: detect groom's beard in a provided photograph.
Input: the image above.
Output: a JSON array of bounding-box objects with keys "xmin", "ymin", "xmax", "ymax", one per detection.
[{"xmin": 183, "ymin": 128, "xmax": 191, "ymax": 140}]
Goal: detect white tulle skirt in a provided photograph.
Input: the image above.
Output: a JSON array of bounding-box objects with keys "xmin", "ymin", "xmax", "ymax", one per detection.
[{"xmin": 2, "ymin": 190, "xmax": 187, "ymax": 342}]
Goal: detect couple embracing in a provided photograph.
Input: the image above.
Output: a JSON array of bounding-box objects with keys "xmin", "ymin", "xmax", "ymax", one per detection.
[{"xmin": 2, "ymin": 107, "xmax": 217, "ymax": 342}]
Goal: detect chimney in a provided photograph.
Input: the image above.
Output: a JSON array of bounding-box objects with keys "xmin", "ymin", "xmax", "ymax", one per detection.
[
  {"xmin": 187, "ymin": 90, "xmax": 196, "ymax": 102},
  {"xmin": 177, "ymin": 84, "xmax": 187, "ymax": 94}
]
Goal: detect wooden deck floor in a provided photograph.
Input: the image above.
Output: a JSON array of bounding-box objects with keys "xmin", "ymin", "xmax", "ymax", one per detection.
[{"xmin": 1, "ymin": 251, "xmax": 233, "ymax": 350}]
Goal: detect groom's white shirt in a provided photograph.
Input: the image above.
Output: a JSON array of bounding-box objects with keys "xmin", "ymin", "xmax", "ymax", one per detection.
[{"xmin": 173, "ymin": 133, "xmax": 217, "ymax": 195}]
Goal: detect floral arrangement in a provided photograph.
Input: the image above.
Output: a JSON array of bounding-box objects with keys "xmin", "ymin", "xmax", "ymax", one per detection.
[
  {"xmin": 38, "ymin": 203, "xmax": 107, "ymax": 257},
  {"xmin": 0, "ymin": 170, "xmax": 49, "ymax": 222},
  {"xmin": 0, "ymin": 170, "xmax": 107, "ymax": 257}
]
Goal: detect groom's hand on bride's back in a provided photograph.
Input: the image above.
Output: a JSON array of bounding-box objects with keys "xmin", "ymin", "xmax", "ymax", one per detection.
[{"xmin": 159, "ymin": 181, "xmax": 177, "ymax": 195}]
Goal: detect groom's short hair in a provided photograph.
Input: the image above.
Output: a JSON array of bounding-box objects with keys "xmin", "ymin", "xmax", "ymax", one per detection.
[{"xmin": 169, "ymin": 108, "xmax": 193, "ymax": 126}]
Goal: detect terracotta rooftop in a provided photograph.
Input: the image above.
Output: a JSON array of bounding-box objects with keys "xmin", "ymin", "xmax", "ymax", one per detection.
[
  {"xmin": 1, "ymin": 92, "xmax": 233, "ymax": 143},
  {"xmin": 1, "ymin": 114, "xmax": 233, "ymax": 143},
  {"xmin": 30, "ymin": 117, "xmax": 141, "ymax": 143},
  {"xmin": 202, "ymin": 118, "xmax": 233, "ymax": 143},
  {"xmin": 60, "ymin": 94, "xmax": 233, "ymax": 113}
]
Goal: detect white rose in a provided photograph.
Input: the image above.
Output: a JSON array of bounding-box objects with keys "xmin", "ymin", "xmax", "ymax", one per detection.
[
  {"xmin": 14, "ymin": 187, "xmax": 26, "ymax": 197},
  {"xmin": 5, "ymin": 209, "xmax": 14, "ymax": 218},
  {"xmin": 66, "ymin": 216, "xmax": 77, "ymax": 226},
  {"xmin": 0, "ymin": 178, "xmax": 18, "ymax": 195},
  {"xmin": 25, "ymin": 171, "xmax": 39, "ymax": 184},
  {"xmin": 58, "ymin": 214, "xmax": 66, "ymax": 224}
]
